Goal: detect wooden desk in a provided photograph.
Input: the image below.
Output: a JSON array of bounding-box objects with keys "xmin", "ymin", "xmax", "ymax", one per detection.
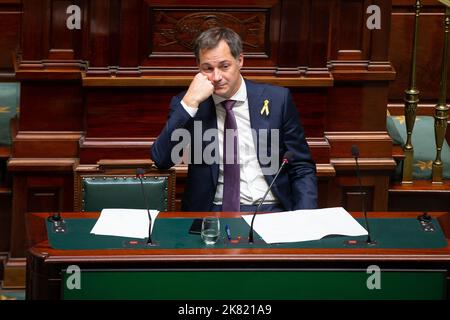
[{"xmin": 26, "ymin": 212, "xmax": 450, "ymax": 300}]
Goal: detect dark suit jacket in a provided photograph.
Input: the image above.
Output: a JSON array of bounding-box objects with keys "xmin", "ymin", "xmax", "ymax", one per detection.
[{"xmin": 151, "ymin": 79, "xmax": 318, "ymax": 211}]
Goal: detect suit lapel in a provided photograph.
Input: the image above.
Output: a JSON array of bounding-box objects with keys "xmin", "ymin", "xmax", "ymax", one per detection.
[
  {"xmin": 195, "ymin": 97, "xmax": 220, "ymax": 187},
  {"xmin": 246, "ymin": 80, "xmax": 278, "ymax": 190},
  {"xmin": 195, "ymin": 96, "xmax": 217, "ymax": 130},
  {"xmin": 246, "ymin": 80, "xmax": 271, "ymax": 163}
]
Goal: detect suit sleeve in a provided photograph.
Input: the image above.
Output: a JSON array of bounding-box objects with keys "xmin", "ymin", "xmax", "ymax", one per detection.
[
  {"xmin": 282, "ymin": 88, "xmax": 318, "ymax": 209},
  {"xmin": 150, "ymin": 95, "xmax": 194, "ymax": 169}
]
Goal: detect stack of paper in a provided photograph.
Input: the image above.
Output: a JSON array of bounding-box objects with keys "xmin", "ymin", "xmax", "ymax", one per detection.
[
  {"xmin": 90, "ymin": 208, "xmax": 159, "ymax": 239},
  {"xmin": 242, "ymin": 207, "xmax": 368, "ymax": 244}
]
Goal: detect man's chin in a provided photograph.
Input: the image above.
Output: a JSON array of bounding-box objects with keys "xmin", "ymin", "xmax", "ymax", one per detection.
[{"xmin": 213, "ymin": 88, "xmax": 230, "ymax": 99}]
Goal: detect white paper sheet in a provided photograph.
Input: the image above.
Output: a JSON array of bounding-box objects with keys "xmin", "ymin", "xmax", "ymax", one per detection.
[
  {"xmin": 90, "ymin": 208, "xmax": 159, "ymax": 239},
  {"xmin": 242, "ymin": 207, "xmax": 368, "ymax": 244}
]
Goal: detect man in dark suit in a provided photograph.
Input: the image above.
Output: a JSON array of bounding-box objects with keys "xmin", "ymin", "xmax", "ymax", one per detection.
[{"xmin": 151, "ymin": 27, "xmax": 317, "ymax": 212}]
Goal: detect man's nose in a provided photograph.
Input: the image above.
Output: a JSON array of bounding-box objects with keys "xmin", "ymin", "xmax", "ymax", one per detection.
[{"xmin": 213, "ymin": 69, "xmax": 222, "ymax": 82}]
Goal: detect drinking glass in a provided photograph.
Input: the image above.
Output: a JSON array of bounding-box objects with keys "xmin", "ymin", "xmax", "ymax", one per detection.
[{"xmin": 201, "ymin": 217, "xmax": 220, "ymax": 245}]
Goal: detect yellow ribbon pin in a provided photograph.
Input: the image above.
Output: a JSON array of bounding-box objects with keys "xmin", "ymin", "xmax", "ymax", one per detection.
[{"xmin": 260, "ymin": 100, "xmax": 270, "ymax": 116}]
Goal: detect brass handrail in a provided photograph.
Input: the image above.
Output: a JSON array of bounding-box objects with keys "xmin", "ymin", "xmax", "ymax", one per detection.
[
  {"xmin": 402, "ymin": 0, "xmax": 422, "ymax": 184},
  {"xmin": 433, "ymin": 2, "xmax": 450, "ymax": 183}
]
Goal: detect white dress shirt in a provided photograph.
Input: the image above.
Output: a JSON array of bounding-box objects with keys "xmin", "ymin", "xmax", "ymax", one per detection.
[{"xmin": 181, "ymin": 76, "xmax": 277, "ymax": 205}]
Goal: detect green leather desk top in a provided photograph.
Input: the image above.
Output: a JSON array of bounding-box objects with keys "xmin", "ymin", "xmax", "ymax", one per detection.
[{"xmin": 46, "ymin": 216, "xmax": 448, "ymax": 250}]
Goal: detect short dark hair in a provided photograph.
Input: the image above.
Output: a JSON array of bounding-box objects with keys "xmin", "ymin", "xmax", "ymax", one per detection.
[{"xmin": 194, "ymin": 27, "xmax": 243, "ymax": 62}]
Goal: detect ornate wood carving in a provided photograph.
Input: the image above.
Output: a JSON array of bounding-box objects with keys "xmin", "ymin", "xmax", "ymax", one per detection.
[
  {"xmin": 5, "ymin": 2, "xmax": 401, "ymax": 284},
  {"xmin": 152, "ymin": 11, "xmax": 266, "ymax": 54}
]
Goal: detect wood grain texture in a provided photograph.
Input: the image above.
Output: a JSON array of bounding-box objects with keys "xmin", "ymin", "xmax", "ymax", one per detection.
[
  {"xmin": 6, "ymin": 1, "xmax": 403, "ymax": 271},
  {"xmin": 27, "ymin": 210, "xmax": 450, "ymax": 256},
  {"xmin": 18, "ymin": 81, "xmax": 83, "ymax": 132},
  {"xmin": 26, "ymin": 210, "xmax": 450, "ymax": 298},
  {"xmin": 9, "ymin": 171, "xmax": 75, "ymax": 258},
  {"xmin": 389, "ymin": 0, "xmax": 450, "ymax": 103},
  {"xmin": 0, "ymin": 0, "xmax": 21, "ymax": 76}
]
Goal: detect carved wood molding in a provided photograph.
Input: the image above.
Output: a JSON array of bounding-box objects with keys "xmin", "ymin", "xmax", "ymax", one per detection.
[
  {"xmin": 328, "ymin": 60, "xmax": 396, "ymax": 81},
  {"xmin": 81, "ymin": 74, "xmax": 334, "ymax": 87},
  {"xmin": 331, "ymin": 69, "xmax": 396, "ymax": 81},
  {"xmin": 325, "ymin": 131, "xmax": 394, "ymax": 159},
  {"xmin": 7, "ymin": 158, "xmax": 77, "ymax": 172},
  {"xmin": 97, "ymin": 159, "xmax": 154, "ymax": 169},
  {"xmin": 151, "ymin": 10, "xmax": 267, "ymax": 54},
  {"xmin": 316, "ymin": 163, "xmax": 336, "ymax": 177},
  {"xmin": 15, "ymin": 55, "xmax": 88, "ymax": 77},
  {"xmin": 14, "ymin": 131, "xmax": 83, "ymax": 140},
  {"xmin": 12, "ymin": 131, "xmax": 83, "ymax": 158},
  {"xmin": 330, "ymin": 158, "xmax": 396, "ymax": 171},
  {"xmin": 175, "ymin": 162, "xmax": 336, "ymax": 178},
  {"xmin": 389, "ymin": 180, "xmax": 450, "ymax": 192}
]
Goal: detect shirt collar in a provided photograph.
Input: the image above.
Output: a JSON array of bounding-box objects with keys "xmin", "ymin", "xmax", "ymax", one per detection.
[{"xmin": 212, "ymin": 76, "xmax": 246, "ymax": 106}]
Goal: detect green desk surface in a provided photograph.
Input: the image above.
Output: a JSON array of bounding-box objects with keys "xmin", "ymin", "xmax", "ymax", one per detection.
[{"xmin": 46, "ymin": 216, "xmax": 447, "ymax": 250}]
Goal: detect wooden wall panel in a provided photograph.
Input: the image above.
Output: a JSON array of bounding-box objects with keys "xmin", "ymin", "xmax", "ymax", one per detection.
[
  {"xmin": 119, "ymin": 0, "xmax": 141, "ymax": 67},
  {"xmin": 11, "ymin": 0, "xmax": 397, "ymax": 190},
  {"xmin": 328, "ymin": 0, "xmax": 394, "ymax": 78},
  {"xmin": 48, "ymin": 0, "xmax": 77, "ymax": 59},
  {"xmin": 0, "ymin": 191, "xmax": 12, "ymax": 252},
  {"xmin": 50, "ymin": 0, "xmax": 73, "ymax": 50},
  {"xmin": 291, "ymin": 88, "xmax": 328, "ymax": 138},
  {"xmin": 88, "ymin": 0, "xmax": 115, "ymax": 67},
  {"xmin": 20, "ymin": 0, "xmax": 86, "ymax": 68},
  {"xmin": 140, "ymin": 0, "xmax": 282, "ymax": 75},
  {"xmin": 27, "ymin": 187, "xmax": 61, "ymax": 212},
  {"xmin": 277, "ymin": 0, "xmax": 302, "ymax": 70},
  {"xmin": 389, "ymin": 0, "xmax": 450, "ymax": 103},
  {"xmin": 9, "ymin": 171, "xmax": 74, "ymax": 258},
  {"xmin": 343, "ymin": 187, "xmax": 374, "ymax": 212},
  {"xmin": 326, "ymin": 82, "xmax": 390, "ymax": 132},
  {"xmin": 0, "ymin": 0, "xmax": 21, "ymax": 76},
  {"xmin": 18, "ymin": 81, "xmax": 83, "ymax": 131},
  {"xmin": 12, "ymin": 0, "xmax": 396, "ymax": 207},
  {"xmin": 84, "ymin": 87, "xmax": 180, "ymax": 138},
  {"xmin": 82, "ymin": 87, "xmax": 325, "ymax": 140},
  {"xmin": 330, "ymin": 0, "xmax": 371, "ymax": 63},
  {"xmin": 151, "ymin": 11, "xmax": 267, "ymax": 54},
  {"xmin": 5, "ymin": 2, "xmax": 398, "ymax": 286},
  {"xmin": 333, "ymin": 0, "xmax": 368, "ymax": 61},
  {"xmin": 16, "ymin": 0, "xmax": 396, "ymax": 78},
  {"xmin": 329, "ymin": 173, "xmax": 390, "ymax": 212},
  {"xmin": 371, "ymin": 0, "xmax": 391, "ymax": 62},
  {"xmin": 21, "ymin": 0, "xmax": 45, "ymax": 61},
  {"xmin": 309, "ymin": 0, "xmax": 333, "ymax": 69}
]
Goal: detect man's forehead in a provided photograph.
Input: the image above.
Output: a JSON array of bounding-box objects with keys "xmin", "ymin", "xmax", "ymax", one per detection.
[{"xmin": 200, "ymin": 59, "xmax": 232, "ymax": 66}]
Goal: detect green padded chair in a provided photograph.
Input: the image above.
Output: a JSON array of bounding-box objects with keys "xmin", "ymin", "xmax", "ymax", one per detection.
[
  {"xmin": 387, "ymin": 115, "xmax": 450, "ymax": 180},
  {"xmin": 75, "ymin": 168, "xmax": 176, "ymax": 212}
]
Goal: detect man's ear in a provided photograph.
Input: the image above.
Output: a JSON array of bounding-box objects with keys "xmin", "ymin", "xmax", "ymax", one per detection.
[{"xmin": 238, "ymin": 53, "xmax": 244, "ymax": 69}]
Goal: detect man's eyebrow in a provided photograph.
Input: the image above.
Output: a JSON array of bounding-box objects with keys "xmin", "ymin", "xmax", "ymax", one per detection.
[{"xmin": 200, "ymin": 60, "xmax": 231, "ymax": 67}]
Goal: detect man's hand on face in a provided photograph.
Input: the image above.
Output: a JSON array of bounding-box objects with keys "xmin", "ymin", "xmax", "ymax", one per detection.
[{"xmin": 182, "ymin": 73, "xmax": 214, "ymax": 108}]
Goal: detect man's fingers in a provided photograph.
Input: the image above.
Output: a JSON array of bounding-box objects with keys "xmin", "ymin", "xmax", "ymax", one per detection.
[{"xmin": 183, "ymin": 73, "xmax": 214, "ymax": 107}]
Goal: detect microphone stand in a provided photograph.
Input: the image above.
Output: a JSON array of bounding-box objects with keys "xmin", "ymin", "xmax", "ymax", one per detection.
[
  {"xmin": 248, "ymin": 158, "xmax": 289, "ymax": 244},
  {"xmin": 352, "ymin": 148, "xmax": 376, "ymax": 246},
  {"xmin": 136, "ymin": 169, "xmax": 153, "ymax": 245}
]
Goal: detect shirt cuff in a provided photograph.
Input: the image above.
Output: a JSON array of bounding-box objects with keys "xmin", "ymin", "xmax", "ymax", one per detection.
[{"xmin": 181, "ymin": 100, "xmax": 198, "ymax": 117}]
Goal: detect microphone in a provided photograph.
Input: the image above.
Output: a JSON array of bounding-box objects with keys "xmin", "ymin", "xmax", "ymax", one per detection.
[
  {"xmin": 351, "ymin": 146, "xmax": 376, "ymax": 245},
  {"xmin": 136, "ymin": 168, "xmax": 153, "ymax": 245},
  {"xmin": 248, "ymin": 151, "xmax": 293, "ymax": 244}
]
